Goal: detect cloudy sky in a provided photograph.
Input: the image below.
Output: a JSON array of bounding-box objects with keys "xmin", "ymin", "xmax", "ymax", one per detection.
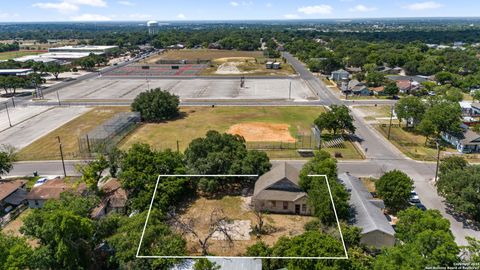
[{"xmin": 0, "ymin": 0, "xmax": 477, "ymax": 22}]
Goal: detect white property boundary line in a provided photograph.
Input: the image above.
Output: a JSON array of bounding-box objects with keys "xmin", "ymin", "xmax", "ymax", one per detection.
[{"xmin": 136, "ymin": 174, "xmax": 349, "ymax": 260}]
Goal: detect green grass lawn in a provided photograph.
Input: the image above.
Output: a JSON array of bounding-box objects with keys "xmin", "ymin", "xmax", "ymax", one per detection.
[
  {"xmin": 120, "ymin": 106, "xmax": 364, "ymax": 160},
  {"xmin": 0, "ymin": 51, "xmax": 45, "ymax": 60}
]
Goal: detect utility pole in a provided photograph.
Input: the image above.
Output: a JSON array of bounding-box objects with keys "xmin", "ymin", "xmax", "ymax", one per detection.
[
  {"xmin": 289, "ymin": 81, "xmax": 292, "ymax": 100},
  {"xmin": 57, "ymin": 136, "xmax": 67, "ymax": 178},
  {"xmin": 56, "ymin": 91, "xmax": 61, "ymax": 106},
  {"xmin": 387, "ymin": 105, "xmax": 394, "ymax": 140},
  {"xmin": 5, "ymin": 103, "xmax": 12, "ymax": 127},
  {"xmin": 11, "ymin": 97, "xmax": 15, "ymax": 108},
  {"xmin": 434, "ymin": 140, "xmax": 441, "ymax": 182}
]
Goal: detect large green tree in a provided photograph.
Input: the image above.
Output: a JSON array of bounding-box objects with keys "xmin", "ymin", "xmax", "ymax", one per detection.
[
  {"xmin": 0, "ymin": 151, "xmax": 13, "ymax": 176},
  {"xmin": 374, "ymin": 208, "xmax": 459, "ymax": 270},
  {"xmin": 0, "ymin": 233, "xmax": 33, "ymax": 269},
  {"xmin": 314, "ymin": 105, "xmax": 356, "ymax": 136},
  {"xmin": 21, "ymin": 208, "xmax": 95, "ymax": 269},
  {"xmin": 107, "ymin": 210, "xmax": 186, "ymax": 269},
  {"xmin": 131, "ymin": 88, "xmax": 180, "ymax": 122},
  {"xmin": 416, "ymin": 99, "xmax": 462, "ymax": 141},
  {"xmin": 119, "ymin": 143, "xmax": 189, "ymax": 212},
  {"xmin": 375, "ymin": 170, "xmax": 414, "ymax": 212},
  {"xmin": 299, "ymin": 151, "xmax": 349, "ymax": 225},
  {"xmin": 184, "ymin": 130, "xmax": 271, "ymax": 193},
  {"xmin": 436, "ymin": 165, "xmax": 480, "ymax": 221},
  {"xmin": 395, "ymin": 96, "xmax": 426, "ymax": 127}
]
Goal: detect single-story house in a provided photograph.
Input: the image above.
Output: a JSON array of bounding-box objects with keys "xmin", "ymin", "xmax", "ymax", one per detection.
[
  {"xmin": 26, "ymin": 178, "xmax": 87, "ymax": 208},
  {"xmin": 0, "ymin": 180, "xmax": 28, "ymax": 212},
  {"xmin": 396, "ymin": 80, "xmax": 420, "ymax": 94},
  {"xmin": 330, "ymin": 69, "xmax": 350, "ymax": 82},
  {"xmin": 342, "ymin": 80, "xmax": 372, "ymax": 96},
  {"xmin": 91, "ymin": 179, "xmax": 128, "ymax": 219},
  {"xmin": 441, "ymin": 125, "xmax": 480, "ymax": 153},
  {"xmin": 338, "ymin": 173, "xmax": 395, "ymax": 248},
  {"xmin": 252, "ymin": 162, "xmax": 310, "ymax": 215}
]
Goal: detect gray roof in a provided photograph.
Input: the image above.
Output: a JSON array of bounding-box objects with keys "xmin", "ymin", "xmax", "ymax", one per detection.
[
  {"xmin": 338, "ymin": 173, "xmax": 395, "ymax": 236},
  {"xmin": 254, "ymin": 189, "xmax": 307, "ymax": 202},
  {"xmin": 253, "ymin": 162, "xmax": 300, "ymax": 197},
  {"xmin": 386, "ymin": 75, "xmax": 429, "ymax": 83},
  {"xmin": 332, "ymin": 69, "xmax": 350, "ymax": 74},
  {"xmin": 461, "ymin": 129, "xmax": 480, "ymax": 145}
]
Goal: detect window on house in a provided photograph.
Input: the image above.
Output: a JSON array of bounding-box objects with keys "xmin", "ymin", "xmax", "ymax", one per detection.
[
  {"xmin": 283, "ymin": 202, "xmax": 288, "ymax": 210},
  {"xmin": 302, "ymin": 204, "xmax": 307, "ymax": 212},
  {"xmin": 271, "ymin": 201, "xmax": 276, "ymax": 207},
  {"xmin": 34, "ymin": 200, "xmax": 39, "ymax": 206}
]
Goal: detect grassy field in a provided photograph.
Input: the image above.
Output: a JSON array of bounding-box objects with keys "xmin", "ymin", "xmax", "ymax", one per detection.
[
  {"xmin": 120, "ymin": 106, "xmax": 363, "ymax": 160},
  {"xmin": 17, "ymin": 107, "xmax": 130, "ymax": 161},
  {"xmin": 0, "ymin": 50, "xmax": 46, "ymax": 60}
]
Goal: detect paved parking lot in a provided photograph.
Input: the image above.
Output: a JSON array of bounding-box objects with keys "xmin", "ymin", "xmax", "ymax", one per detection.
[
  {"xmin": 0, "ymin": 107, "xmax": 91, "ymax": 150},
  {"xmin": 0, "ymin": 106, "xmax": 51, "ymax": 132},
  {"xmin": 46, "ymin": 77, "xmax": 316, "ymax": 101}
]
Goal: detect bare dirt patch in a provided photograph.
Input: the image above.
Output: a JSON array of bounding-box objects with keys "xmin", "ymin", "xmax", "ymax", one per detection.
[
  {"xmin": 175, "ymin": 196, "xmax": 313, "ymax": 256},
  {"xmin": 227, "ymin": 122, "xmax": 296, "ymax": 143}
]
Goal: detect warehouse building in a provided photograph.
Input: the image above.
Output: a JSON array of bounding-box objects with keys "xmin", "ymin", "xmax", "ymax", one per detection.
[{"xmin": 48, "ymin": 45, "xmax": 118, "ymax": 54}]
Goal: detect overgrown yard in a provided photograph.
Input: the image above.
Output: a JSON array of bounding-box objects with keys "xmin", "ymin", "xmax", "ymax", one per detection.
[
  {"xmin": 17, "ymin": 107, "xmax": 130, "ymax": 161},
  {"xmin": 175, "ymin": 196, "xmax": 314, "ymax": 256},
  {"xmin": 120, "ymin": 106, "xmax": 363, "ymax": 160}
]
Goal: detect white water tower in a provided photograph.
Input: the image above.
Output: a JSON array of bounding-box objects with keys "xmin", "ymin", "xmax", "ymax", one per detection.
[{"xmin": 147, "ymin": 20, "xmax": 159, "ymax": 35}]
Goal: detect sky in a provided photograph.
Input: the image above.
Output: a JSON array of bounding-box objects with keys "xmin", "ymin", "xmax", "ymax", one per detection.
[{"xmin": 0, "ymin": 0, "xmax": 478, "ymax": 22}]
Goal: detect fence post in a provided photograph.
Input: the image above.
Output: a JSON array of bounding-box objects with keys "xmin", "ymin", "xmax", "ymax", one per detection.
[{"xmin": 86, "ymin": 134, "xmax": 91, "ymax": 153}]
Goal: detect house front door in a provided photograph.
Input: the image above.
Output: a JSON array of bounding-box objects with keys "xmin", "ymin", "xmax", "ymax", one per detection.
[{"xmin": 295, "ymin": 204, "xmax": 300, "ymax": 214}]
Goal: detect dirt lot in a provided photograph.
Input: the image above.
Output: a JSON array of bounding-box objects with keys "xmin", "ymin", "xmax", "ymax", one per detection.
[
  {"xmin": 227, "ymin": 122, "xmax": 296, "ymax": 143},
  {"xmin": 175, "ymin": 196, "xmax": 314, "ymax": 256}
]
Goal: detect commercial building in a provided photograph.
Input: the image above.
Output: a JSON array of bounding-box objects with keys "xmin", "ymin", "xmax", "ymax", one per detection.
[
  {"xmin": 14, "ymin": 54, "xmax": 63, "ymax": 64},
  {"xmin": 0, "ymin": 69, "xmax": 33, "ymax": 76},
  {"xmin": 48, "ymin": 45, "xmax": 118, "ymax": 54}
]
